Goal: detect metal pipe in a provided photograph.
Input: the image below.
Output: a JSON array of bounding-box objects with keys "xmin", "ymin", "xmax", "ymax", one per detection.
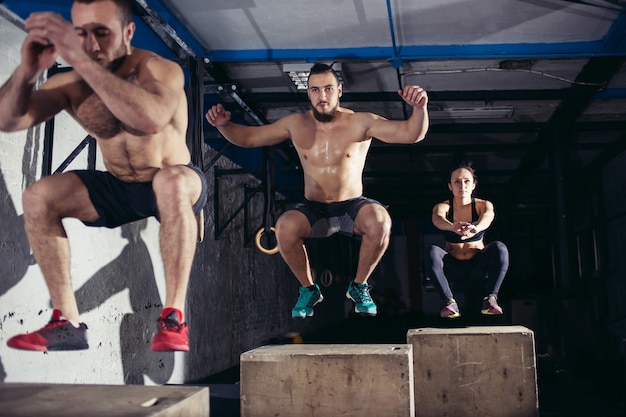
[{"xmin": 385, "ymin": 0, "xmax": 401, "ymax": 68}]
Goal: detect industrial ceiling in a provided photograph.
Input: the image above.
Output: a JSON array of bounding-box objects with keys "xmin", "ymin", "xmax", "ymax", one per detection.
[{"xmin": 2, "ymin": 0, "xmax": 625, "ymax": 220}]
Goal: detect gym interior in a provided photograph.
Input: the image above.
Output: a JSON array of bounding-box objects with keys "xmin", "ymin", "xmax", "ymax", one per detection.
[{"xmin": 0, "ymin": 1, "xmax": 625, "ymax": 416}]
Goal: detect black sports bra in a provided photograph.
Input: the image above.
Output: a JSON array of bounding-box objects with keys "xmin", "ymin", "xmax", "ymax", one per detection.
[{"xmin": 443, "ymin": 198, "xmax": 485, "ymax": 243}]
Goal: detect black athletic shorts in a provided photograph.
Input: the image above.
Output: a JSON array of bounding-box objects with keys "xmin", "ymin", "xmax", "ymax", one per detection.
[
  {"xmin": 72, "ymin": 162, "xmax": 208, "ymax": 228},
  {"xmin": 284, "ymin": 196, "xmax": 385, "ymax": 239}
]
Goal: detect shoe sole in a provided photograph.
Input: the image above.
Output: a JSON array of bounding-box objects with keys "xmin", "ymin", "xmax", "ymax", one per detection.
[
  {"xmin": 346, "ymin": 292, "xmax": 377, "ymax": 316},
  {"xmin": 292, "ymin": 310, "xmax": 313, "ymax": 319},
  {"xmin": 7, "ymin": 340, "xmax": 48, "ymax": 351},
  {"xmin": 151, "ymin": 342, "xmax": 190, "ymax": 352},
  {"xmin": 7, "ymin": 340, "xmax": 89, "ymax": 351},
  {"xmin": 481, "ymin": 310, "xmax": 503, "ymax": 315},
  {"xmin": 48, "ymin": 344, "xmax": 89, "ymax": 351},
  {"xmin": 292, "ymin": 294, "xmax": 324, "ymax": 319},
  {"xmin": 353, "ymin": 308, "xmax": 377, "ymax": 316},
  {"xmin": 441, "ymin": 312, "xmax": 461, "ymax": 318}
]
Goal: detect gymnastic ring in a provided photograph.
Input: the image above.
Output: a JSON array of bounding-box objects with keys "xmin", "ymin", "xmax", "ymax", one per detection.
[
  {"xmin": 255, "ymin": 227, "xmax": 279, "ymax": 255},
  {"xmin": 319, "ymin": 269, "xmax": 333, "ymax": 287}
]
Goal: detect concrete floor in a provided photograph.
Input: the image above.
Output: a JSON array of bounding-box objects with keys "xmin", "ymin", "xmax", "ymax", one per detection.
[{"xmin": 203, "ymin": 312, "xmax": 626, "ymax": 417}]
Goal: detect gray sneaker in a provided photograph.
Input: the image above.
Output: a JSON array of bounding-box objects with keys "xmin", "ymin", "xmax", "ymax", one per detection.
[
  {"xmin": 481, "ymin": 294, "xmax": 503, "ymax": 315},
  {"xmin": 440, "ymin": 299, "xmax": 461, "ymax": 318}
]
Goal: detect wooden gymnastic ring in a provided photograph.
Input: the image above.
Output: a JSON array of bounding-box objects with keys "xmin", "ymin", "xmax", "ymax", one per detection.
[
  {"xmin": 255, "ymin": 227, "xmax": 279, "ymax": 255},
  {"xmin": 319, "ymin": 269, "xmax": 333, "ymax": 287}
]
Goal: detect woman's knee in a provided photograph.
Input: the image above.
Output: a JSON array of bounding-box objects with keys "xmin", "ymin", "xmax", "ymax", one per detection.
[
  {"xmin": 493, "ymin": 241, "xmax": 509, "ymax": 257},
  {"xmin": 429, "ymin": 245, "xmax": 445, "ymax": 268},
  {"xmin": 487, "ymin": 240, "xmax": 509, "ymax": 266}
]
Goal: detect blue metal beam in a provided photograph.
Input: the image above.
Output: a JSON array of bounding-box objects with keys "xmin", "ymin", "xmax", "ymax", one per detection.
[
  {"xmin": 385, "ymin": 0, "xmax": 401, "ymax": 68},
  {"xmin": 4, "ymin": 1, "xmax": 624, "ymax": 64},
  {"xmin": 601, "ymin": 10, "xmax": 626, "ymax": 53},
  {"xmin": 141, "ymin": 0, "xmax": 208, "ymax": 56},
  {"xmin": 205, "ymin": 40, "xmax": 623, "ymax": 63},
  {"xmin": 595, "ymin": 88, "xmax": 626, "ymax": 99},
  {"xmin": 203, "ymin": 9, "xmax": 626, "ymax": 63}
]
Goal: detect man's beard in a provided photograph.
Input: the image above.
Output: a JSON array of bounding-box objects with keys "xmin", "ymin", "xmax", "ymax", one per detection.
[
  {"xmin": 312, "ymin": 104, "xmax": 337, "ymax": 123},
  {"xmin": 102, "ymin": 43, "xmax": 128, "ymax": 72}
]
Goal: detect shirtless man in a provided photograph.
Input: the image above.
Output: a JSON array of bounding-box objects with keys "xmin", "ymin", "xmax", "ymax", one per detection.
[
  {"xmin": 205, "ymin": 63, "xmax": 428, "ymax": 317},
  {"xmin": 429, "ymin": 164, "xmax": 509, "ymax": 318},
  {"xmin": 0, "ymin": 0, "xmax": 207, "ymax": 352}
]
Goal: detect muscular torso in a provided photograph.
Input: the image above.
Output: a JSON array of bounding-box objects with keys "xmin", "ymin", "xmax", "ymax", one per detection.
[
  {"xmin": 287, "ymin": 109, "xmax": 371, "ymax": 203},
  {"xmin": 60, "ymin": 49, "xmax": 189, "ymax": 182}
]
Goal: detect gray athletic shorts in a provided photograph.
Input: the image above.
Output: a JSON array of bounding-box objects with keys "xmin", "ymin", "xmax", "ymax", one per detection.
[{"xmin": 284, "ymin": 196, "xmax": 385, "ymax": 239}]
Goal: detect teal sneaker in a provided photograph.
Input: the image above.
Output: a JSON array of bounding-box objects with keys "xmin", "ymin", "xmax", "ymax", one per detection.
[
  {"xmin": 346, "ymin": 280, "xmax": 377, "ymax": 316},
  {"xmin": 291, "ymin": 284, "xmax": 324, "ymax": 318}
]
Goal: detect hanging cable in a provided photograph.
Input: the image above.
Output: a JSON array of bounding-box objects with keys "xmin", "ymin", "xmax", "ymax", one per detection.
[
  {"xmin": 402, "ymin": 67, "xmax": 605, "ymax": 87},
  {"xmin": 255, "ymin": 147, "xmax": 279, "ymax": 255}
]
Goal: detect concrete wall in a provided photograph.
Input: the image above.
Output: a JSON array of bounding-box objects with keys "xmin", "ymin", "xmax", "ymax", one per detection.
[{"xmin": 0, "ymin": 12, "xmax": 333, "ymax": 385}]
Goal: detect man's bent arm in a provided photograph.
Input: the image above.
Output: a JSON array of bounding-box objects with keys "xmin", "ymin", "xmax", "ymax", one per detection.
[
  {"xmin": 72, "ymin": 55, "xmax": 183, "ymax": 135},
  {"xmin": 216, "ymin": 120, "xmax": 291, "ymax": 148},
  {"xmin": 0, "ymin": 66, "xmax": 67, "ymax": 132},
  {"xmin": 366, "ymin": 105, "xmax": 429, "ymax": 144}
]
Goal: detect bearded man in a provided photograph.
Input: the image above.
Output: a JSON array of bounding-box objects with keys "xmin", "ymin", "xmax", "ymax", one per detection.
[
  {"xmin": 206, "ymin": 63, "xmax": 428, "ymax": 318},
  {"xmin": 0, "ymin": 0, "xmax": 207, "ymax": 352}
]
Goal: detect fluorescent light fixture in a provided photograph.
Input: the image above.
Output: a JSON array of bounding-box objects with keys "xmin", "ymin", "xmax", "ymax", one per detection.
[
  {"xmin": 428, "ymin": 106, "xmax": 514, "ymax": 120},
  {"xmin": 283, "ymin": 63, "xmax": 346, "ymax": 90}
]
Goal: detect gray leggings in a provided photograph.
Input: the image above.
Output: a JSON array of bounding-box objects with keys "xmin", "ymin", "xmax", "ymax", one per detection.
[{"xmin": 428, "ymin": 241, "xmax": 509, "ymax": 301}]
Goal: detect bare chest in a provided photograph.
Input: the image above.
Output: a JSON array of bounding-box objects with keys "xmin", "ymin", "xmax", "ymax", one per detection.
[
  {"xmin": 72, "ymin": 85, "xmax": 121, "ymax": 139},
  {"xmin": 292, "ymin": 124, "xmax": 369, "ymax": 168}
]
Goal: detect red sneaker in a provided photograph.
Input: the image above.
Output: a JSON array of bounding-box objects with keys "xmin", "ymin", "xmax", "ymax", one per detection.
[
  {"xmin": 6, "ymin": 309, "xmax": 89, "ymax": 352},
  {"xmin": 150, "ymin": 308, "xmax": 189, "ymax": 352}
]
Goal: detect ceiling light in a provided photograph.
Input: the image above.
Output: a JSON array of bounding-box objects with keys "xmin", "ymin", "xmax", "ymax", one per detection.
[
  {"xmin": 283, "ymin": 63, "xmax": 346, "ymax": 90},
  {"xmin": 428, "ymin": 106, "xmax": 514, "ymax": 120}
]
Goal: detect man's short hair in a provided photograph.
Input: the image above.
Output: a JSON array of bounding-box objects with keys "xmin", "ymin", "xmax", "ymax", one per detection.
[
  {"xmin": 308, "ymin": 63, "xmax": 340, "ymax": 85},
  {"xmin": 72, "ymin": 0, "xmax": 133, "ymax": 28}
]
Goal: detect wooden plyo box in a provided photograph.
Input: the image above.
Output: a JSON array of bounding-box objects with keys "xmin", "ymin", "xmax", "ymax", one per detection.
[
  {"xmin": 0, "ymin": 383, "xmax": 209, "ymax": 417},
  {"xmin": 240, "ymin": 344, "xmax": 415, "ymax": 417},
  {"xmin": 407, "ymin": 326, "xmax": 538, "ymax": 417}
]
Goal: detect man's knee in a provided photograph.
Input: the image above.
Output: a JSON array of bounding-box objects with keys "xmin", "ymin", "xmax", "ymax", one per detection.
[
  {"xmin": 22, "ymin": 180, "xmax": 54, "ymax": 223},
  {"xmin": 153, "ymin": 166, "xmax": 199, "ymax": 206},
  {"xmin": 356, "ymin": 204, "xmax": 391, "ymax": 239},
  {"xmin": 275, "ymin": 211, "xmax": 310, "ymax": 244},
  {"xmin": 154, "ymin": 167, "xmax": 184, "ymax": 193}
]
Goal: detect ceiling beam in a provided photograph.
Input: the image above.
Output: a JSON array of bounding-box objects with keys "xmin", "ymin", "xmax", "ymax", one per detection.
[
  {"xmin": 502, "ymin": 56, "xmax": 626, "ymax": 199},
  {"xmin": 242, "ymin": 89, "xmax": 570, "ymax": 104},
  {"xmin": 369, "ymin": 140, "xmax": 612, "ymax": 154}
]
